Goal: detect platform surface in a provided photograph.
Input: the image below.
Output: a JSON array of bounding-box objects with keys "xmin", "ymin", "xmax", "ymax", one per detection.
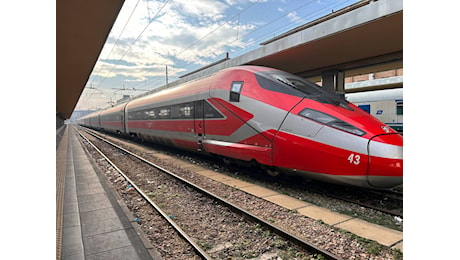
[{"xmin": 56, "ymin": 126, "xmax": 158, "ymax": 259}]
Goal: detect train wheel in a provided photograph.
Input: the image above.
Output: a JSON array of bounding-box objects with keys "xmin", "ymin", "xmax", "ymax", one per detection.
[
  {"xmin": 262, "ymin": 166, "xmax": 281, "ymax": 177},
  {"xmin": 222, "ymin": 158, "xmax": 231, "ymax": 165},
  {"xmin": 130, "ymin": 133, "xmax": 144, "ymax": 143},
  {"xmin": 267, "ymin": 169, "xmax": 281, "ymax": 177}
]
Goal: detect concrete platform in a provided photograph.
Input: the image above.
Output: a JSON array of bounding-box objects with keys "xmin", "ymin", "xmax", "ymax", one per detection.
[{"xmin": 56, "ymin": 126, "xmax": 160, "ymax": 259}]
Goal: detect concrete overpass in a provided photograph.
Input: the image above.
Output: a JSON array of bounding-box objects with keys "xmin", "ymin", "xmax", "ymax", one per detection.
[{"xmin": 56, "ymin": 0, "xmax": 402, "ymax": 120}]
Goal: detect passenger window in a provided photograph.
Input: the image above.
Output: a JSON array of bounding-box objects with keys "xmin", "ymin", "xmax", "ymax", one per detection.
[
  {"xmin": 171, "ymin": 105, "xmax": 181, "ymax": 119},
  {"xmin": 180, "ymin": 103, "xmax": 193, "ymax": 118},
  {"xmin": 396, "ymin": 101, "xmax": 403, "ymax": 115},
  {"xmin": 128, "ymin": 112, "xmax": 134, "ymax": 120},
  {"xmin": 158, "ymin": 107, "xmax": 171, "ymax": 118},
  {"xmin": 135, "ymin": 111, "xmax": 142, "ymax": 120},
  {"xmin": 230, "ymin": 81, "xmax": 244, "ymax": 102},
  {"xmin": 145, "ymin": 110, "xmax": 156, "ymax": 119},
  {"xmin": 204, "ymin": 101, "xmax": 224, "ymax": 118}
]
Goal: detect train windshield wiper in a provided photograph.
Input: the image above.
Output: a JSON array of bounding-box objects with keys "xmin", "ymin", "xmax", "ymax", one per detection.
[{"xmin": 276, "ymin": 77, "xmax": 297, "ymax": 88}]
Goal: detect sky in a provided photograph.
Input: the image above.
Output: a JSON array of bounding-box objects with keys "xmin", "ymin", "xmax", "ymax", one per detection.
[{"xmin": 74, "ymin": 0, "xmax": 361, "ymax": 112}]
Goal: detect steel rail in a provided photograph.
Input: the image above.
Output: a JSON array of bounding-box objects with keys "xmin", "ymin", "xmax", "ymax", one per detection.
[
  {"xmin": 75, "ymin": 128, "xmax": 212, "ymax": 260},
  {"xmin": 304, "ymin": 186, "xmax": 403, "ymax": 219},
  {"xmin": 79, "ymin": 127, "xmax": 342, "ymax": 260}
]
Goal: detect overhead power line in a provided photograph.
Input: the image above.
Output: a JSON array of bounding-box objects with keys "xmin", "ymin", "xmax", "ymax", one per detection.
[{"xmin": 94, "ymin": 0, "xmax": 171, "ymax": 90}]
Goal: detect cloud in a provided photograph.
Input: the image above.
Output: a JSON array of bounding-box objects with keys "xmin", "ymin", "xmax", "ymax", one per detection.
[
  {"xmin": 79, "ymin": 0, "xmax": 269, "ymax": 110},
  {"xmin": 74, "ymin": 0, "xmax": 366, "ymax": 112},
  {"xmin": 171, "ymin": 0, "xmax": 227, "ymax": 22},
  {"xmin": 100, "ymin": 59, "xmax": 137, "ymax": 67},
  {"xmin": 287, "ymin": 11, "xmax": 302, "ymax": 23},
  {"xmin": 91, "ymin": 0, "xmax": 256, "ymax": 85}
]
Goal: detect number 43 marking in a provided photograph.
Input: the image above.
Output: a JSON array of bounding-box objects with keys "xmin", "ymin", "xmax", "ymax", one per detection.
[{"xmin": 347, "ymin": 153, "xmax": 361, "ymax": 165}]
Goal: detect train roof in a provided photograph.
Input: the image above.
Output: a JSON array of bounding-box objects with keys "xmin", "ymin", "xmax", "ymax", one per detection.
[
  {"xmin": 79, "ymin": 110, "xmax": 101, "ymax": 120},
  {"xmin": 346, "ymin": 88, "xmax": 402, "ymax": 103}
]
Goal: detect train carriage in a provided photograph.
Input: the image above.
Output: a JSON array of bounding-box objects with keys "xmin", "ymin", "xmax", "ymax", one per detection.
[
  {"xmin": 99, "ymin": 103, "xmax": 127, "ymax": 134},
  {"xmin": 80, "ymin": 65, "xmax": 403, "ymax": 189},
  {"xmin": 79, "ymin": 110, "xmax": 101, "ymax": 129},
  {"xmin": 125, "ymin": 79, "xmax": 209, "ymax": 150}
]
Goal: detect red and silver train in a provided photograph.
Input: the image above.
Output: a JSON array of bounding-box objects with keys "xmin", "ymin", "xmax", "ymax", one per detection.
[{"xmin": 78, "ymin": 66, "xmax": 403, "ymax": 189}]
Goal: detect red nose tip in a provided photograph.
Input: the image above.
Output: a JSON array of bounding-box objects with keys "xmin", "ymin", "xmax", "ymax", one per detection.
[{"xmin": 367, "ymin": 134, "xmax": 403, "ymax": 188}]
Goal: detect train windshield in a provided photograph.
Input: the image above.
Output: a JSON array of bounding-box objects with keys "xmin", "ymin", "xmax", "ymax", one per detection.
[{"xmin": 255, "ymin": 70, "xmax": 351, "ymax": 107}]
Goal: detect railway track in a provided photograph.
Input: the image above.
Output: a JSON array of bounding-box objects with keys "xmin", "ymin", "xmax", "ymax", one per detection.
[
  {"xmin": 81, "ymin": 127, "xmax": 403, "ymax": 231},
  {"xmin": 208, "ymin": 159, "xmax": 404, "ymax": 219},
  {"xmin": 197, "ymin": 153, "xmax": 404, "ymax": 220},
  {"xmin": 283, "ymin": 180, "xmax": 403, "ymax": 219},
  {"xmin": 219, "ymin": 166, "xmax": 404, "ymax": 228},
  {"xmin": 76, "ymin": 127, "xmax": 342, "ymax": 260}
]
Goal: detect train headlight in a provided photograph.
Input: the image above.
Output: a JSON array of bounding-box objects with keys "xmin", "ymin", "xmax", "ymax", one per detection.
[{"xmin": 299, "ymin": 108, "xmax": 366, "ymax": 136}]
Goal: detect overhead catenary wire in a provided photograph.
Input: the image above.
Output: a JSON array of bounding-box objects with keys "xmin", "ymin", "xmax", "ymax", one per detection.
[
  {"xmin": 171, "ymin": 1, "xmax": 258, "ymax": 62},
  {"xmin": 79, "ymin": 0, "xmax": 171, "ymax": 110},
  {"xmin": 82, "ymin": 0, "xmax": 360, "ymax": 110},
  {"xmin": 80, "ymin": 0, "xmax": 142, "ymax": 109},
  {"xmin": 196, "ymin": 0, "xmax": 357, "ymax": 64},
  {"xmin": 127, "ymin": 0, "xmax": 326, "ymax": 92},
  {"xmin": 89, "ymin": 0, "xmax": 142, "ymax": 86},
  {"xmin": 171, "ymin": 0, "xmax": 356, "ymax": 82},
  {"xmin": 94, "ymin": 0, "xmax": 171, "ymax": 90},
  {"xmin": 125, "ymin": 0, "xmax": 261, "ymax": 91}
]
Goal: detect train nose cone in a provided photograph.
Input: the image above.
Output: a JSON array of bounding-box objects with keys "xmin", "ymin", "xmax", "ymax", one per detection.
[{"xmin": 367, "ymin": 134, "xmax": 403, "ymax": 188}]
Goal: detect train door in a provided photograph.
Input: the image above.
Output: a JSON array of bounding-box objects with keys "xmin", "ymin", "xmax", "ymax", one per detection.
[
  {"xmin": 122, "ymin": 102, "xmax": 129, "ymax": 134},
  {"xmin": 119, "ymin": 111, "xmax": 124, "ymax": 134},
  {"xmin": 97, "ymin": 113, "xmax": 102, "ymax": 129},
  {"xmin": 194, "ymin": 100, "xmax": 205, "ymax": 151}
]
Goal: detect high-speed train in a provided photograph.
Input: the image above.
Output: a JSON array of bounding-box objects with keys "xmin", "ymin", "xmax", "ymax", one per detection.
[{"xmin": 78, "ymin": 66, "xmax": 403, "ymax": 189}]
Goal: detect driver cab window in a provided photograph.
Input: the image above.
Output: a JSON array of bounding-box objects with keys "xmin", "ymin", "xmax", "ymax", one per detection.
[{"xmin": 230, "ymin": 81, "xmax": 244, "ymax": 102}]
